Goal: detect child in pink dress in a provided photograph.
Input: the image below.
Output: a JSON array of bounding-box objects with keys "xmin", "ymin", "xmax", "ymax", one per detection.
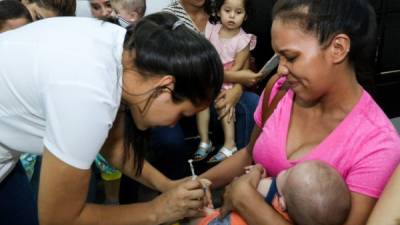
[{"xmin": 193, "ymin": 0, "xmax": 256, "ymax": 163}]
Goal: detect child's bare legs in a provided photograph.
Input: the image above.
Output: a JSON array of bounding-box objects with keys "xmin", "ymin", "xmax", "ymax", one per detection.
[
  {"xmin": 221, "ymin": 114, "xmax": 235, "ymax": 149},
  {"xmin": 194, "ymin": 108, "xmax": 213, "ymax": 161},
  {"xmin": 196, "ymin": 107, "xmax": 210, "ymax": 144},
  {"xmin": 207, "ymin": 110, "xmax": 237, "ymax": 163}
]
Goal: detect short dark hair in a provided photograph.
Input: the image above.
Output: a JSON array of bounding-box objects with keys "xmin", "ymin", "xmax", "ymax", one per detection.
[
  {"xmin": 0, "ymin": 0, "xmax": 32, "ymax": 30},
  {"xmin": 272, "ymin": 0, "xmax": 377, "ymax": 86},
  {"xmin": 210, "ymin": 0, "xmax": 253, "ymax": 24},
  {"xmin": 123, "ymin": 12, "xmax": 224, "ymax": 175},
  {"xmin": 283, "ymin": 161, "xmax": 351, "ymax": 225},
  {"xmin": 25, "ymin": 0, "xmax": 76, "ymax": 16}
]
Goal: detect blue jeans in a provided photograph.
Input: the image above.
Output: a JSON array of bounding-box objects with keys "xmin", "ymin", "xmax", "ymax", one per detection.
[
  {"xmin": 0, "ymin": 161, "xmax": 39, "ymax": 225},
  {"xmin": 228, "ymin": 91, "xmax": 259, "ymax": 148}
]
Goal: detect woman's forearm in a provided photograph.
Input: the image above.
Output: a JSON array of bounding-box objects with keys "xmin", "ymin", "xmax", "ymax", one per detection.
[
  {"xmin": 69, "ymin": 201, "xmax": 161, "ymax": 225},
  {"xmin": 39, "ymin": 149, "xmax": 166, "ymax": 225},
  {"xmin": 234, "ymin": 189, "xmax": 291, "ymax": 225},
  {"xmin": 131, "ymin": 160, "xmax": 171, "ymax": 192}
]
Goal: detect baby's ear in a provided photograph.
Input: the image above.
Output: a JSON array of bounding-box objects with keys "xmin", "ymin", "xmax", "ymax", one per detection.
[
  {"xmin": 279, "ymin": 196, "xmax": 287, "ymax": 211},
  {"xmin": 129, "ymin": 11, "xmax": 140, "ymax": 22}
]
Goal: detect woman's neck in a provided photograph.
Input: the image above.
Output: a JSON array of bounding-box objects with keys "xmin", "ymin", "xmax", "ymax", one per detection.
[
  {"xmin": 180, "ymin": 0, "xmax": 205, "ymax": 15},
  {"xmin": 180, "ymin": 0, "xmax": 208, "ymax": 32}
]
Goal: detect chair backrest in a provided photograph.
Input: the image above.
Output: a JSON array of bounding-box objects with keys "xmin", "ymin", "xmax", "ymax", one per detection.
[{"xmin": 390, "ymin": 117, "xmax": 400, "ymax": 134}]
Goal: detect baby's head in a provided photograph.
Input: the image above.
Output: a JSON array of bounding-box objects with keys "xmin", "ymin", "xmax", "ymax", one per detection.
[
  {"xmin": 213, "ymin": 0, "xmax": 252, "ymax": 28},
  {"xmin": 111, "ymin": 0, "xmax": 146, "ymax": 26},
  {"xmin": 277, "ymin": 161, "xmax": 351, "ymax": 225}
]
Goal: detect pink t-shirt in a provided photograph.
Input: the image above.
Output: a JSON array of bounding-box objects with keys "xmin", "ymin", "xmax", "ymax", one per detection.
[
  {"xmin": 205, "ymin": 22, "xmax": 256, "ymax": 65},
  {"xmin": 205, "ymin": 22, "xmax": 256, "ymax": 89},
  {"xmin": 253, "ymin": 77, "xmax": 400, "ymax": 198}
]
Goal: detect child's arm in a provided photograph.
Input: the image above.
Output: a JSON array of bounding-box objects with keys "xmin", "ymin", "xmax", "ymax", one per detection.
[
  {"xmin": 229, "ymin": 44, "xmax": 251, "ymax": 72},
  {"xmin": 223, "ymin": 44, "xmax": 261, "ymax": 87},
  {"xmin": 215, "ymin": 45, "xmax": 253, "ymax": 120}
]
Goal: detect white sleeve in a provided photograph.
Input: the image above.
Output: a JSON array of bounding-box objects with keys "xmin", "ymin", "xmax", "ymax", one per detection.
[{"xmin": 43, "ymin": 82, "xmax": 117, "ymax": 170}]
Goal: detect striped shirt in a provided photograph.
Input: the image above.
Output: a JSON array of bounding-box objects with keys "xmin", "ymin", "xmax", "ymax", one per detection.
[{"xmin": 163, "ymin": 0, "xmax": 200, "ymax": 33}]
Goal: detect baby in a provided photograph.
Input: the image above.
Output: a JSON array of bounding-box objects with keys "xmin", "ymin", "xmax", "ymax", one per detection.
[
  {"xmin": 110, "ymin": 0, "xmax": 146, "ymax": 27},
  {"xmin": 197, "ymin": 160, "xmax": 351, "ymax": 225}
]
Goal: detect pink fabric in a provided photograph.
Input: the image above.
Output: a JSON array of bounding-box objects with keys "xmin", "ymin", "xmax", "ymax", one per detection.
[
  {"xmin": 253, "ymin": 77, "xmax": 400, "ymax": 198},
  {"xmin": 205, "ymin": 22, "xmax": 256, "ymax": 91},
  {"xmin": 205, "ymin": 22, "xmax": 256, "ymax": 65}
]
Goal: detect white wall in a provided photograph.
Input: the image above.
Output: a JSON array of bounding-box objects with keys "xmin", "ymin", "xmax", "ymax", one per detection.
[
  {"xmin": 146, "ymin": 0, "xmax": 172, "ymax": 15},
  {"xmin": 76, "ymin": 0, "xmax": 92, "ymax": 17}
]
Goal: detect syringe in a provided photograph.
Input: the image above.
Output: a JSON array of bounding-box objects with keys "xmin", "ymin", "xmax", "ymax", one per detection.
[{"xmin": 188, "ymin": 159, "xmax": 197, "ymax": 180}]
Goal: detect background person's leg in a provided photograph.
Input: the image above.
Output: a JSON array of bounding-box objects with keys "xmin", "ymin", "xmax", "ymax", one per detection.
[
  {"xmin": 0, "ymin": 161, "xmax": 38, "ymax": 225},
  {"xmin": 234, "ymin": 91, "xmax": 259, "ymax": 149},
  {"xmin": 196, "ymin": 107, "xmax": 211, "ymax": 145},
  {"xmin": 211, "ymin": 91, "xmax": 259, "ymax": 150}
]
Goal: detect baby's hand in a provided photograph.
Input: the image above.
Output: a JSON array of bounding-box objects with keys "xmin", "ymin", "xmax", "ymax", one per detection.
[{"xmin": 244, "ymin": 164, "xmax": 267, "ymax": 178}]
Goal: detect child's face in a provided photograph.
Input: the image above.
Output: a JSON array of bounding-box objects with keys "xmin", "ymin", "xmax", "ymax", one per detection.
[
  {"xmin": 218, "ymin": 0, "xmax": 246, "ymax": 30},
  {"xmin": 90, "ymin": 0, "xmax": 113, "ymax": 20},
  {"xmin": 112, "ymin": 4, "xmax": 140, "ymax": 24}
]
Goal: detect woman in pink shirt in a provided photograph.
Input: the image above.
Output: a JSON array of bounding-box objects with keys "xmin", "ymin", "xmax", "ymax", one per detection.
[{"xmin": 200, "ymin": 0, "xmax": 400, "ymax": 224}]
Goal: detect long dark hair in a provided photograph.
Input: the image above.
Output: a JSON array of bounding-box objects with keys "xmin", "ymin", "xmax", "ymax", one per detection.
[
  {"xmin": 0, "ymin": 0, "xmax": 32, "ymax": 30},
  {"xmin": 122, "ymin": 12, "xmax": 224, "ymax": 175},
  {"xmin": 25, "ymin": 0, "xmax": 76, "ymax": 16},
  {"xmin": 272, "ymin": 0, "xmax": 377, "ymax": 90}
]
